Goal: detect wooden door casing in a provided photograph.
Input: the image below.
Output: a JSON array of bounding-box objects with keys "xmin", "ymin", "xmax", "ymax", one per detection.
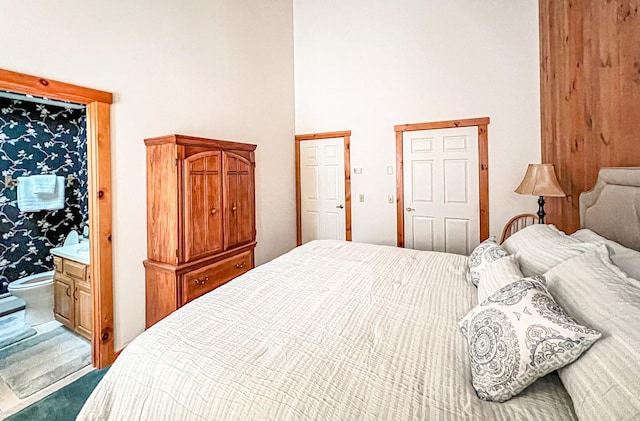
[
  {"xmin": 395, "ymin": 117, "xmax": 490, "ymax": 247},
  {"xmin": 0, "ymin": 68, "xmax": 115, "ymax": 368},
  {"xmin": 402, "ymin": 126, "xmax": 480, "ymax": 255},
  {"xmin": 224, "ymin": 152, "xmax": 255, "ymax": 250},
  {"xmin": 295, "ymin": 130, "xmax": 352, "ymax": 246},
  {"xmin": 183, "ymin": 151, "xmax": 224, "ymax": 262}
]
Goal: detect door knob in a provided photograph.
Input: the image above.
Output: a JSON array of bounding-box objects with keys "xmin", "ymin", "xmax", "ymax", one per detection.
[
  {"xmin": 406, "ymin": 207, "xmax": 415, "ymax": 212},
  {"xmin": 336, "ymin": 204, "xmax": 344, "ymax": 209}
]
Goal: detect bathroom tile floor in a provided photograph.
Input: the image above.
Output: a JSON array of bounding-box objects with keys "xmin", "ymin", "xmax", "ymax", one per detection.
[{"xmin": 0, "ymin": 311, "xmax": 93, "ymax": 420}]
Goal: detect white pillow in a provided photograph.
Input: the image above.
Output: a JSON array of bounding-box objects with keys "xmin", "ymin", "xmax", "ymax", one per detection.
[
  {"xmin": 459, "ymin": 277, "xmax": 601, "ymax": 403},
  {"xmin": 502, "ymin": 224, "xmax": 599, "ymax": 276},
  {"xmin": 477, "ymin": 255, "xmax": 524, "ymax": 303},
  {"xmin": 571, "ymin": 228, "xmax": 640, "ymax": 280},
  {"xmin": 467, "ymin": 237, "xmax": 507, "ymax": 287},
  {"xmin": 545, "ymin": 244, "xmax": 640, "ymax": 421}
]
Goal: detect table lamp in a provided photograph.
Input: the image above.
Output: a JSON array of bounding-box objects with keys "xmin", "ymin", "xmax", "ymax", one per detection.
[{"xmin": 514, "ymin": 163, "xmax": 566, "ymax": 223}]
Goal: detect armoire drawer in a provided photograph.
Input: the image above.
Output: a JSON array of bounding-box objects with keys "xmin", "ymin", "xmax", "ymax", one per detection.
[{"xmin": 181, "ymin": 250, "xmax": 253, "ymax": 305}]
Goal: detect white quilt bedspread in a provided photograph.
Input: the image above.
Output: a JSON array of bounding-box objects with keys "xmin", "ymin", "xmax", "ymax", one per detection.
[{"xmin": 79, "ymin": 240, "xmax": 576, "ymax": 420}]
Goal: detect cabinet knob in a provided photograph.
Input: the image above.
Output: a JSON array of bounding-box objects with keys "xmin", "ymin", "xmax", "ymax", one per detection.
[
  {"xmin": 211, "ymin": 208, "xmax": 216, "ymax": 215},
  {"xmin": 235, "ymin": 261, "xmax": 246, "ymax": 269},
  {"xmin": 195, "ymin": 276, "xmax": 210, "ymax": 285},
  {"xmin": 232, "ymin": 205, "xmax": 237, "ymax": 211}
]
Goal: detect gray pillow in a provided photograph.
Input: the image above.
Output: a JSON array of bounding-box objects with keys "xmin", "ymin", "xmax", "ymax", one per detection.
[
  {"xmin": 571, "ymin": 228, "xmax": 640, "ymax": 280},
  {"xmin": 502, "ymin": 224, "xmax": 599, "ymax": 276},
  {"xmin": 459, "ymin": 277, "xmax": 601, "ymax": 402},
  {"xmin": 477, "ymin": 255, "xmax": 524, "ymax": 303},
  {"xmin": 467, "ymin": 237, "xmax": 507, "ymax": 286},
  {"xmin": 545, "ymin": 244, "xmax": 640, "ymax": 421}
]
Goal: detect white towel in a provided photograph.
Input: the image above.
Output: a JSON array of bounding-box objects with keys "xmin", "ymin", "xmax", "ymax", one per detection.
[
  {"xmin": 17, "ymin": 176, "xmax": 65, "ymax": 212},
  {"xmin": 30, "ymin": 174, "xmax": 58, "ymax": 194}
]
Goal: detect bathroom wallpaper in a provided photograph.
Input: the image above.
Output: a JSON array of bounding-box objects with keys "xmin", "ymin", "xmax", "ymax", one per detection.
[{"xmin": 0, "ymin": 95, "xmax": 87, "ymax": 294}]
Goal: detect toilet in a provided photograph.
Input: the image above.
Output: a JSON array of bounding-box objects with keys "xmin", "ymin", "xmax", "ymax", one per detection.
[{"xmin": 7, "ymin": 271, "xmax": 55, "ymax": 326}]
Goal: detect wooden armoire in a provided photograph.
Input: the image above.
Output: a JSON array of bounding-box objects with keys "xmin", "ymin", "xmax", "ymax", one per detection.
[{"xmin": 144, "ymin": 134, "xmax": 257, "ymax": 327}]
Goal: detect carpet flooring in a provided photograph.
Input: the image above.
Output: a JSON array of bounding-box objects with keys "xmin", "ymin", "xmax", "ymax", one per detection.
[
  {"xmin": 0, "ymin": 317, "xmax": 36, "ymax": 350},
  {"xmin": 5, "ymin": 367, "xmax": 108, "ymax": 421},
  {"xmin": 0, "ymin": 326, "xmax": 91, "ymax": 398}
]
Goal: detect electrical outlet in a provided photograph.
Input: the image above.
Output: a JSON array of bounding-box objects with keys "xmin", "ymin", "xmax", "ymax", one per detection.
[
  {"xmin": 388, "ymin": 195, "xmax": 394, "ymax": 204},
  {"xmin": 359, "ymin": 194, "xmax": 365, "ymax": 202}
]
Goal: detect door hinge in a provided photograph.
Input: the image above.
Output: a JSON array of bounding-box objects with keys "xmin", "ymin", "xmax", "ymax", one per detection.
[
  {"xmin": 176, "ymin": 249, "xmax": 179, "ymax": 258},
  {"xmin": 174, "ymin": 158, "xmax": 178, "ymax": 166}
]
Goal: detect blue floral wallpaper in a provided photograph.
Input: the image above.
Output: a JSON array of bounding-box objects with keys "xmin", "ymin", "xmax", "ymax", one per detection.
[{"xmin": 0, "ymin": 95, "xmax": 87, "ymax": 294}]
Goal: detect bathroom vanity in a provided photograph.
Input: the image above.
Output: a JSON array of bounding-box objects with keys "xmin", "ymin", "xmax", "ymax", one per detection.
[{"xmin": 51, "ymin": 242, "xmax": 91, "ymax": 340}]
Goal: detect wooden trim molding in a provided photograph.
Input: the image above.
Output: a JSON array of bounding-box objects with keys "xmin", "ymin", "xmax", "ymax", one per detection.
[
  {"xmin": 0, "ymin": 69, "xmax": 112, "ymax": 104},
  {"xmin": 295, "ymin": 131, "xmax": 352, "ymax": 246},
  {"xmin": 0, "ymin": 69, "xmax": 114, "ymax": 368},
  {"xmin": 395, "ymin": 117, "xmax": 490, "ymax": 248},
  {"xmin": 86, "ymin": 102, "xmax": 115, "ymax": 368}
]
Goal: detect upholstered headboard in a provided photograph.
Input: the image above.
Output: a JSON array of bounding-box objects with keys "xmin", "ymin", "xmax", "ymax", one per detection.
[{"xmin": 580, "ymin": 167, "xmax": 640, "ymax": 251}]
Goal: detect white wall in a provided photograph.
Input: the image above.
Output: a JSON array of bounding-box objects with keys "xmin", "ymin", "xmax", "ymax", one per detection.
[
  {"xmin": 294, "ymin": 0, "xmax": 541, "ymax": 245},
  {"xmin": 0, "ymin": 0, "xmax": 296, "ymax": 349}
]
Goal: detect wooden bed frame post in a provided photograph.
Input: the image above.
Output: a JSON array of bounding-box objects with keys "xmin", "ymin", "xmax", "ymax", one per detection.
[
  {"xmin": 0, "ymin": 69, "xmax": 115, "ymax": 368},
  {"xmin": 395, "ymin": 117, "xmax": 490, "ymax": 248}
]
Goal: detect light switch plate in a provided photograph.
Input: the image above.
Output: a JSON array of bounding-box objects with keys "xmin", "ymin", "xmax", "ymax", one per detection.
[
  {"xmin": 388, "ymin": 195, "xmax": 394, "ymax": 204},
  {"xmin": 359, "ymin": 194, "xmax": 365, "ymax": 202}
]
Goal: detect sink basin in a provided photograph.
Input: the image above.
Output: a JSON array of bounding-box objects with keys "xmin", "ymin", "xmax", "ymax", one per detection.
[{"xmin": 51, "ymin": 242, "xmax": 90, "ymax": 265}]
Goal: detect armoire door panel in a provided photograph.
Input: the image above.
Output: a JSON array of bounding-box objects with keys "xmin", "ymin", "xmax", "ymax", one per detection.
[
  {"xmin": 206, "ymin": 172, "xmax": 223, "ymax": 254},
  {"xmin": 224, "ymin": 152, "xmax": 255, "ymax": 249},
  {"xmin": 184, "ymin": 151, "xmax": 223, "ymax": 262},
  {"xmin": 237, "ymin": 160, "xmax": 253, "ymax": 244},
  {"xmin": 224, "ymin": 152, "xmax": 255, "ymax": 248}
]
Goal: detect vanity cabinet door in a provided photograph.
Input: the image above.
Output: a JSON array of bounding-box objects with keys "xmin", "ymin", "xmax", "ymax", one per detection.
[
  {"xmin": 74, "ymin": 279, "xmax": 92, "ymax": 340},
  {"xmin": 54, "ymin": 275, "xmax": 74, "ymax": 329}
]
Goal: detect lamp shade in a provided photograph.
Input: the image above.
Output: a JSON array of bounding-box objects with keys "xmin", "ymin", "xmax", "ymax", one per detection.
[{"xmin": 515, "ymin": 164, "xmax": 566, "ymax": 197}]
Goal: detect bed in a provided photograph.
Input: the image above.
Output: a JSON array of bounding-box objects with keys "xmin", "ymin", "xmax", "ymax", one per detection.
[{"xmin": 78, "ymin": 168, "xmax": 640, "ymax": 420}]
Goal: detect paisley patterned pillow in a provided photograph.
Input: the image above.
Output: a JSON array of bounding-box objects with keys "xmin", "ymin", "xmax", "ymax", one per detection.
[
  {"xmin": 459, "ymin": 276, "xmax": 601, "ymax": 402},
  {"xmin": 467, "ymin": 237, "xmax": 508, "ymax": 286}
]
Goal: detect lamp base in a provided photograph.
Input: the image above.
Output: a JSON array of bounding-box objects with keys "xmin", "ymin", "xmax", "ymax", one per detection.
[{"xmin": 537, "ymin": 196, "xmax": 545, "ymax": 224}]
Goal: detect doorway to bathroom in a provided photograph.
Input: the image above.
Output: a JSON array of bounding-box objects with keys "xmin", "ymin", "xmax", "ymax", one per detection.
[
  {"xmin": 0, "ymin": 69, "xmax": 115, "ymax": 370},
  {"xmin": 0, "ymin": 90, "xmax": 97, "ymax": 412}
]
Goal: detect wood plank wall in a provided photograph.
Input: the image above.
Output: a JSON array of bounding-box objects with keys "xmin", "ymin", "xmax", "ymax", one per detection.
[{"xmin": 539, "ymin": 0, "xmax": 640, "ymax": 233}]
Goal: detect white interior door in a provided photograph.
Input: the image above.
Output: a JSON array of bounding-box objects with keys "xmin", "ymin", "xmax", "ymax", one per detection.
[
  {"xmin": 300, "ymin": 138, "xmax": 346, "ymax": 244},
  {"xmin": 403, "ymin": 126, "xmax": 479, "ymax": 255}
]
